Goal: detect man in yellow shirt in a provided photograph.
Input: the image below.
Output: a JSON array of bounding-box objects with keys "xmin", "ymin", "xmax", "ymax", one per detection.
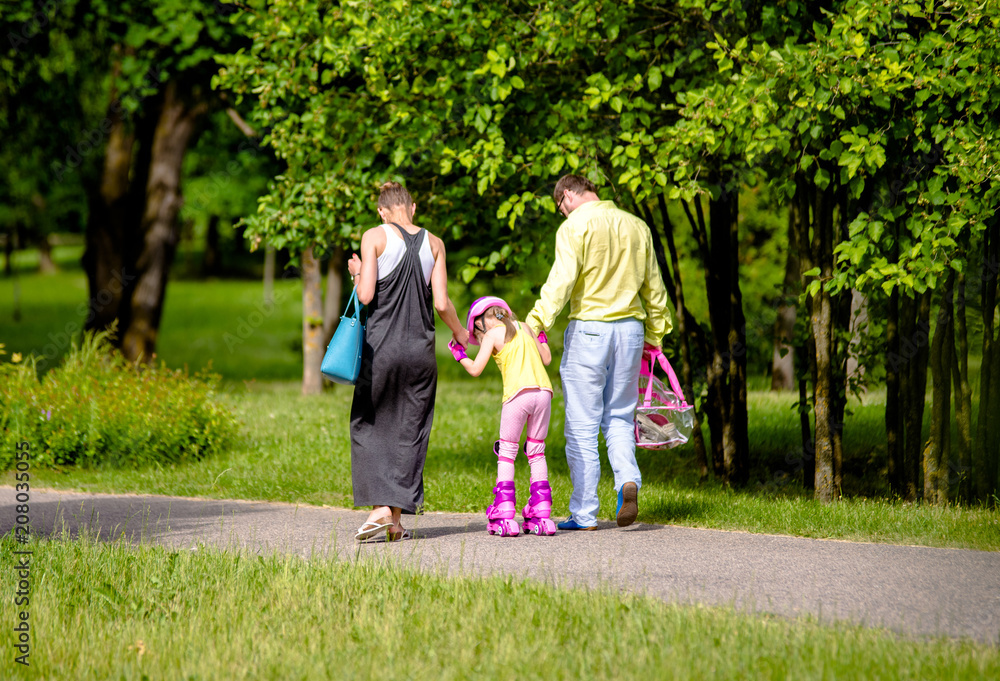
[{"xmin": 526, "ymin": 174, "xmax": 672, "ymax": 530}]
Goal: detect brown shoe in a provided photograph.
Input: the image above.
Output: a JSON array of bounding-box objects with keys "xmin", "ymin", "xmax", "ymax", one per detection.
[{"xmin": 616, "ymin": 482, "xmax": 638, "ymax": 527}]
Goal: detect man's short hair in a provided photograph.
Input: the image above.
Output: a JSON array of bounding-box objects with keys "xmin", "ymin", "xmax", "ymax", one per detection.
[{"xmin": 553, "ymin": 174, "xmax": 598, "ymax": 204}]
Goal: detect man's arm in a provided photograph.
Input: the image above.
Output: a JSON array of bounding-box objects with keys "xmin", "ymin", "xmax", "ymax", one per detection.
[
  {"xmin": 525, "ymin": 223, "xmax": 583, "ymax": 335},
  {"xmin": 639, "ymin": 230, "xmax": 673, "ymax": 346}
]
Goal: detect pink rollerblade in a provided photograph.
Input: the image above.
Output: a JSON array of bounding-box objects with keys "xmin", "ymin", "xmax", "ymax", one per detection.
[
  {"xmin": 486, "ymin": 481, "xmax": 521, "ymax": 537},
  {"xmin": 521, "ymin": 480, "xmax": 557, "ymax": 536}
]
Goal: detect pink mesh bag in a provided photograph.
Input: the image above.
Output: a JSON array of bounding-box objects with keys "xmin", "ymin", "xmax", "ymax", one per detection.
[{"xmin": 635, "ymin": 348, "xmax": 694, "ymax": 449}]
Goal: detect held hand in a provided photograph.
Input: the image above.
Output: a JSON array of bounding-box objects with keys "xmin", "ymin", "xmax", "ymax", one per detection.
[
  {"xmin": 448, "ymin": 340, "xmax": 468, "ymax": 362},
  {"xmin": 537, "ymin": 330, "xmax": 548, "ymax": 345},
  {"xmin": 642, "ymin": 342, "xmax": 661, "ymax": 362},
  {"xmin": 453, "ymin": 328, "xmax": 470, "ymax": 348}
]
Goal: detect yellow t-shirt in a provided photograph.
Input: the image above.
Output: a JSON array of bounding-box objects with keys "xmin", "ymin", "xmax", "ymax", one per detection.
[{"xmin": 492, "ymin": 323, "xmax": 553, "ymax": 403}]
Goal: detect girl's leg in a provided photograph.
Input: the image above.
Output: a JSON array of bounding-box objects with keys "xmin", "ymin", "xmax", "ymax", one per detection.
[
  {"xmin": 522, "ymin": 391, "xmax": 556, "ymax": 535},
  {"xmin": 524, "ymin": 391, "xmax": 553, "ymax": 483},
  {"xmin": 496, "ymin": 396, "xmax": 531, "ymax": 482},
  {"xmin": 487, "ymin": 397, "xmax": 531, "ymax": 537}
]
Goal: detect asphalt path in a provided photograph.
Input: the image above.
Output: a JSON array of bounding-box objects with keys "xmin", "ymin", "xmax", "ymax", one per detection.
[{"xmin": 3, "ymin": 487, "xmax": 998, "ymax": 645}]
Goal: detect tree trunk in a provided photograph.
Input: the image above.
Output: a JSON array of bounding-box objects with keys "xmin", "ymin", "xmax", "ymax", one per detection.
[
  {"xmin": 38, "ymin": 234, "xmax": 57, "ymax": 274},
  {"xmin": 121, "ymin": 80, "xmax": 208, "ymax": 363},
  {"xmin": 900, "ymin": 290, "xmax": 932, "ymax": 500},
  {"xmin": 952, "ymin": 270, "xmax": 972, "ymax": 501},
  {"xmin": 975, "ymin": 213, "xmax": 1000, "ymax": 502},
  {"xmin": 886, "ymin": 285, "xmax": 904, "ymax": 495},
  {"xmin": 322, "ymin": 247, "xmax": 346, "ymax": 347},
  {"xmin": 809, "ymin": 180, "xmax": 838, "ymax": 502},
  {"xmin": 203, "ymin": 215, "xmax": 221, "ymax": 277},
  {"xmin": 792, "ymin": 182, "xmax": 817, "ymax": 489},
  {"xmin": 811, "ymin": 285, "xmax": 836, "ymax": 501},
  {"xmin": 695, "ymin": 191, "xmax": 749, "ymax": 488},
  {"xmin": 82, "ymin": 88, "xmax": 134, "ymax": 335},
  {"xmin": 925, "ymin": 273, "xmax": 955, "ymax": 505},
  {"xmin": 771, "ymin": 202, "xmax": 800, "ymax": 391},
  {"xmin": 681, "ymin": 197, "xmax": 726, "ymax": 477},
  {"xmin": 725, "ymin": 196, "xmax": 750, "ymax": 487},
  {"xmin": 845, "ymin": 289, "xmax": 868, "ymax": 393},
  {"xmin": 263, "ymin": 245, "xmax": 276, "ymax": 305},
  {"xmin": 830, "ymin": 277, "xmax": 853, "ymax": 497},
  {"xmin": 655, "ymin": 196, "xmax": 709, "ymax": 478},
  {"xmin": 301, "ymin": 245, "xmax": 324, "ymax": 395}
]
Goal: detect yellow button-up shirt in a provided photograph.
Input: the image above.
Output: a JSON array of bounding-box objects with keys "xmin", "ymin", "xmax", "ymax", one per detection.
[{"xmin": 525, "ymin": 200, "xmax": 672, "ymax": 346}]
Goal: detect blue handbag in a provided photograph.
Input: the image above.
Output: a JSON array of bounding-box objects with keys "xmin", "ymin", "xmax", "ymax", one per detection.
[{"xmin": 321, "ymin": 287, "xmax": 365, "ymax": 385}]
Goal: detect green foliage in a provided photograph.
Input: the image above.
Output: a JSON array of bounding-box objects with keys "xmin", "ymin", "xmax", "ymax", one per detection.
[
  {"xmin": 1, "ymin": 0, "xmax": 249, "ymax": 241},
  {"xmin": 0, "ymin": 331, "xmax": 237, "ymax": 470},
  {"xmin": 701, "ymin": 0, "xmax": 1000, "ymax": 298}
]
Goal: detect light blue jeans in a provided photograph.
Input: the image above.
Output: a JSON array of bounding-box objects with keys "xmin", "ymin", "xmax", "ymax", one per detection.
[{"xmin": 561, "ymin": 318, "xmax": 644, "ymax": 526}]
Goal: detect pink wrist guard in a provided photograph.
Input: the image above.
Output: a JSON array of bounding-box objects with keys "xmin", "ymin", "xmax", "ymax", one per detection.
[
  {"xmin": 537, "ymin": 331, "xmax": 548, "ymax": 344},
  {"xmin": 448, "ymin": 340, "xmax": 467, "ymax": 362}
]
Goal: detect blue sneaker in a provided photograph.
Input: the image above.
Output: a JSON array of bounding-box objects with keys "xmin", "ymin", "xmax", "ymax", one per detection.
[
  {"xmin": 557, "ymin": 517, "xmax": 598, "ymax": 531},
  {"xmin": 616, "ymin": 482, "xmax": 638, "ymax": 527}
]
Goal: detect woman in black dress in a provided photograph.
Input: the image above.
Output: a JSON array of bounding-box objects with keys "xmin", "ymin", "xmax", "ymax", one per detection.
[{"xmin": 347, "ymin": 181, "xmax": 468, "ymax": 541}]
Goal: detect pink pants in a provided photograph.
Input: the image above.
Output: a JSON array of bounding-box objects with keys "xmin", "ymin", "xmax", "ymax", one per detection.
[{"xmin": 496, "ymin": 389, "xmax": 552, "ymax": 482}]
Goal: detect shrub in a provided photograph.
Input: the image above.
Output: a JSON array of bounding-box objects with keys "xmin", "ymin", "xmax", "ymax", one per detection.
[{"xmin": 0, "ymin": 331, "xmax": 238, "ymax": 470}]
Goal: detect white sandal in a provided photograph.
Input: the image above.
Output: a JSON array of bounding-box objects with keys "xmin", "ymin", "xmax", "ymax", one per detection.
[{"xmin": 354, "ymin": 516, "xmax": 393, "ymax": 541}]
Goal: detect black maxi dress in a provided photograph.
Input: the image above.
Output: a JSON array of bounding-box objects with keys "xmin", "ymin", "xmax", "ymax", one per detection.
[{"xmin": 349, "ymin": 226, "xmax": 437, "ymax": 514}]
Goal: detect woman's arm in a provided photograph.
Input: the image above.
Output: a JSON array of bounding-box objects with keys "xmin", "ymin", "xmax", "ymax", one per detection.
[
  {"xmin": 347, "ymin": 227, "xmax": 386, "ymax": 305},
  {"xmin": 428, "ymin": 234, "xmax": 470, "ymax": 346}
]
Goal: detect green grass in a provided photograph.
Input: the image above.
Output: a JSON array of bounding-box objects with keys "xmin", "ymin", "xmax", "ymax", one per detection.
[
  {"xmin": 1, "ymin": 534, "xmax": 997, "ymax": 681},
  {"xmin": 3, "ymin": 265, "xmax": 998, "ymax": 550},
  {"xmin": 0, "ymin": 265, "xmax": 303, "ymax": 381}
]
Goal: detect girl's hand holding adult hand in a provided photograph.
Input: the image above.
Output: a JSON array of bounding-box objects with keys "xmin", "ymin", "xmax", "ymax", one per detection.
[{"xmin": 447, "ymin": 340, "xmax": 467, "ymax": 362}]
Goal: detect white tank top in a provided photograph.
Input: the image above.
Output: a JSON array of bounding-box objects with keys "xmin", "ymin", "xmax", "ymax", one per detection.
[{"xmin": 377, "ymin": 224, "xmax": 435, "ymax": 284}]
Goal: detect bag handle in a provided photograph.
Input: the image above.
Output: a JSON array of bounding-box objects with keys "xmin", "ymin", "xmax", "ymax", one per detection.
[
  {"xmin": 342, "ymin": 286, "xmax": 361, "ymax": 321},
  {"xmin": 644, "ymin": 347, "xmax": 689, "ymax": 407}
]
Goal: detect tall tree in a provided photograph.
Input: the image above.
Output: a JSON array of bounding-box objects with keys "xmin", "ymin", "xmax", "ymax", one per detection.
[{"xmin": 4, "ymin": 0, "xmax": 253, "ymax": 362}]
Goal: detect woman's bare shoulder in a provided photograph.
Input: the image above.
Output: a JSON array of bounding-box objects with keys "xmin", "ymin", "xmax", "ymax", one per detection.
[
  {"xmin": 421, "ymin": 229, "xmax": 446, "ymax": 258},
  {"xmin": 362, "ymin": 223, "xmax": 389, "ymax": 237}
]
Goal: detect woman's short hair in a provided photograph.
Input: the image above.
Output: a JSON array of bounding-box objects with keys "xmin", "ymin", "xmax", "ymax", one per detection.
[
  {"xmin": 378, "ymin": 181, "xmax": 413, "ymax": 209},
  {"xmin": 553, "ymin": 174, "xmax": 597, "ymax": 204}
]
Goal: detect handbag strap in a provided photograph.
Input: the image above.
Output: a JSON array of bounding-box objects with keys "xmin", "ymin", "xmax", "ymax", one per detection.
[
  {"xmin": 343, "ymin": 286, "xmax": 361, "ymax": 321},
  {"xmin": 644, "ymin": 347, "xmax": 690, "ymax": 407}
]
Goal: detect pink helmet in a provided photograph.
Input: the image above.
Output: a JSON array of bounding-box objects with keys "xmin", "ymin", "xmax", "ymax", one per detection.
[{"xmin": 466, "ymin": 296, "xmax": 513, "ymax": 345}]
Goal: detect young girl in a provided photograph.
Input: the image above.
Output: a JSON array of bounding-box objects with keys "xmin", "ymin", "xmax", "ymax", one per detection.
[{"xmin": 448, "ymin": 296, "xmax": 557, "ymax": 536}]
